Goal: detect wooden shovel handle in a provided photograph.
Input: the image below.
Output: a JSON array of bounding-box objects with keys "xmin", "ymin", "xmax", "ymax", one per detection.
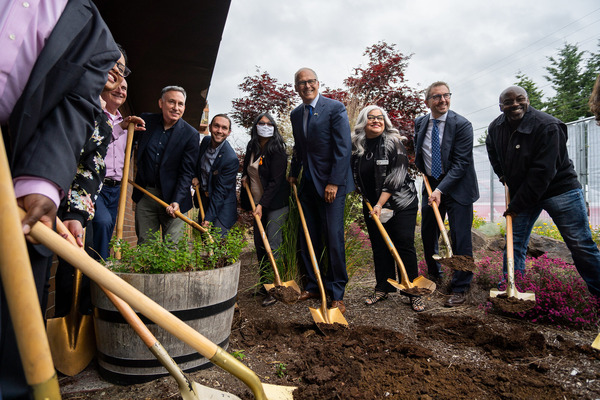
[
  {"xmin": 34, "ymin": 209, "xmax": 268, "ymax": 399},
  {"xmin": 504, "ymin": 185, "xmax": 513, "ymax": 261},
  {"xmin": 243, "ymin": 181, "xmax": 282, "ymax": 286},
  {"xmin": 364, "ymin": 200, "xmax": 412, "ymax": 288},
  {"xmin": 292, "ymin": 184, "xmax": 328, "ymax": 309},
  {"xmin": 56, "ymin": 219, "xmax": 156, "ymax": 347},
  {"xmin": 422, "ymin": 174, "xmax": 453, "ymax": 257},
  {"xmin": 128, "ymin": 179, "xmax": 207, "ymax": 233},
  {"xmin": 115, "ymin": 123, "xmax": 135, "ymax": 244},
  {"xmin": 194, "ymin": 184, "xmax": 205, "ymax": 222},
  {"xmin": 0, "ymin": 131, "xmax": 59, "ymax": 396}
]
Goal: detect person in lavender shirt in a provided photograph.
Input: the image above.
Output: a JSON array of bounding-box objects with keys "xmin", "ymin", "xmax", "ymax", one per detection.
[{"xmin": 0, "ymin": 1, "xmax": 119, "ymax": 397}]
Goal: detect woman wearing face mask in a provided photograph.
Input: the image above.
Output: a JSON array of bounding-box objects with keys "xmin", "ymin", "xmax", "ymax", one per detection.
[{"xmin": 241, "ymin": 112, "xmax": 290, "ymax": 307}]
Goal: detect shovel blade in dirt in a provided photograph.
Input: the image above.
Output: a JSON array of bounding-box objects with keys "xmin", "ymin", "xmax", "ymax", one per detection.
[
  {"xmin": 264, "ymin": 280, "xmax": 301, "ymax": 294},
  {"xmin": 309, "ymin": 305, "xmax": 347, "ymax": 326},
  {"xmin": 592, "ymin": 334, "xmax": 600, "ymax": 350}
]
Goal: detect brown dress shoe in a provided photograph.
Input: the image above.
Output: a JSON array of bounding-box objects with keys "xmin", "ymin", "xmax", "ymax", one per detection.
[
  {"xmin": 331, "ymin": 300, "xmax": 346, "ymax": 314},
  {"xmin": 298, "ymin": 291, "xmax": 319, "ymax": 301},
  {"xmin": 444, "ymin": 292, "xmax": 466, "ymax": 307}
]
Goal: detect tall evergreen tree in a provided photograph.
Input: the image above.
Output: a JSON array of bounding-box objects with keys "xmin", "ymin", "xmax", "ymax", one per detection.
[{"xmin": 544, "ymin": 42, "xmax": 588, "ymax": 122}]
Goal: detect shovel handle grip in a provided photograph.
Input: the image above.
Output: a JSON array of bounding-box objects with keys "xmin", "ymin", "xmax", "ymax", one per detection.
[
  {"xmin": 364, "ymin": 199, "xmax": 412, "ymax": 288},
  {"xmin": 422, "ymin": 174, "xmax": 453, "ymax": 257},
  {"xmin": 128, "ymin": 179, "xmax": 208, "ymax": 234},
  {"xmin": 115, "ymin": 123, "xmax": 135, "ymax": 246},
  {"xmin": 243, "ymin": 181, "xmax": 282, "ymax": 286}
]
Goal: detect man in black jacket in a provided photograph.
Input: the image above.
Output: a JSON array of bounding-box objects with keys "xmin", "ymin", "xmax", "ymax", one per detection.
[
  {"xmin": 487, "ymin": 85, "xmax": 600, "ymax": 297},
  {"xmin": 132, "ymin": 86, "xmax": 199, "ymax": 244}
]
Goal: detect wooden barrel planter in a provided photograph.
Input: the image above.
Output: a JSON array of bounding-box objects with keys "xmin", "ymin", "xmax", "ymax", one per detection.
[{"xmin": 91, "ymin": 260, "xmax": 240, "ymax": 384}]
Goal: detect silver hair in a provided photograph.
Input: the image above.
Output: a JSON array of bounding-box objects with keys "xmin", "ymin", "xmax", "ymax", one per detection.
[
  {"xmin": 294, "ymin": 67, "xmax": 318, "ymax": 84},
  {"xmin": 161, "ymin": 85, "xmax": 187, "ymax": 101},
  {"xmin": 352, "ymin": 105, "xmax": 405, "ymax": 157}
]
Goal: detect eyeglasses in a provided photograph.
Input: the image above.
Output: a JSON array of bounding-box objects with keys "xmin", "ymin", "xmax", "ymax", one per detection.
[
  {"xmin": 367, "ymin": 115, "xmax": 384, "ymax": 121},
  {"xmin": 116, "ymin": 62, "xmax": 131, "ymax": 77},
  {"xmin": 257, "ymin": 122, "xmax": 273, "ymax": 127},
  {"xmin": 297, "ymin": 79, "xmax": 318, "ymax": 88},
  {"xmin": 428, "ymin": 93, "xmax": 451, "ymax": 101},
  {"xmin": 501, "ymin": 96, "xmax": 527, "ymax": 106}
]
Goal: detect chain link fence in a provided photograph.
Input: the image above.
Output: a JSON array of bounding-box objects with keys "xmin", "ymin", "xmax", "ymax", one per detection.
[{"xmin": 473, "ymin": 116, "xmax": 600, "ymax": 226}]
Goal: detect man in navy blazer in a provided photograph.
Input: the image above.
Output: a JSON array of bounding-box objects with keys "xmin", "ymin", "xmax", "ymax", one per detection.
[
  {"xmin": 133, "ymin": 86, "xmax": 199, "ymax": 244},
  {"xmin": 414, "ymin": 81, "xmax": 479, "ymax": 307},
  {"xmin": 288, "ymin": 68, "xmax": 354, "ymax": 314},
  {"xmin": 193, "ymin": 114, "xmax": 238, "ymax": 237}
]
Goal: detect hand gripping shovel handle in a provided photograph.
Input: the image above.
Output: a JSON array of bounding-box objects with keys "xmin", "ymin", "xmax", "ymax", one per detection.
[
  {"xmin": 422, "ymin": 174, "xmax": 453, "ymax": 258},
  {"xmin": 243, "ymin": 181, "xmax": 283, "ymax": 286},
  {"xmin": 128, "ymin": 179, "xmax": 208, "ymax": 234},
  {"xmin": 24, "ymin": 209, "xmax": 270, "ymax": 400},
  {"xmin": 0, "ymin": 131, "xmax": 60, "ymax": 398}
]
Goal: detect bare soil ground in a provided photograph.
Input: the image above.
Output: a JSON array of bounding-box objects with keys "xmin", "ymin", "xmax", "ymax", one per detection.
[{"xmin": 61, "ymin": 248, "xmax": 600, "ymax": 400}]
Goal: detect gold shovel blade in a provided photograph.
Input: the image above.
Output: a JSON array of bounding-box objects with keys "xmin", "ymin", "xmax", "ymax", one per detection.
[
  {"xmin": 309, "ymin": 306, "xmax": 348, "ymax": 326},
  {"xmin": 47, "ymin": 314, "xmax": 95, "ymax": 376},
  {"xmin": 592, "ymin": 334, "xmax": 600, "ymax": 350},
  {"xmin": 263, "ymin": 383, "xmax": 297, "ymax": 400},
  {"xmin": 412, "ymin": 276, "xmax": 437, "ymax": 293},
  {"xmin": 263, "ymin": 280, "xmax": 301, "ymax": 295},
  {"xmin": 387, "ymin": 278, "xmax": 408, "ymax": 291}
]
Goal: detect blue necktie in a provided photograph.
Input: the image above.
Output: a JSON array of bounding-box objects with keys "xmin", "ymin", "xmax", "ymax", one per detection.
[
  {"xmin": 304, "ymin": 105, "xmax": 313, "ymax": 136},
  {"xmin": 431, "ymin": 119, "xmax": 442, "ymax": 179}
]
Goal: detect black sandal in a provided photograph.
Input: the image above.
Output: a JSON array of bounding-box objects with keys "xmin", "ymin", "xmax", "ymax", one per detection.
[
  {"xmin": 365, "ymin": 291, "xmax": 388, "ymax": 305},
  {"xmin": 410, "ymin": 296, "xmax": 425, "ymax": 312}
]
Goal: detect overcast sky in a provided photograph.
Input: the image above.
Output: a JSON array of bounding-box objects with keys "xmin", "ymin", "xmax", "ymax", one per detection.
[{"xmin": 206, "ymin": 0, "xmax": 600, "ymax": 148}]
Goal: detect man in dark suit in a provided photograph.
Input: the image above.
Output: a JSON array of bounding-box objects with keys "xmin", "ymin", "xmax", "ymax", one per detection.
[
  {"xmin": 193, "ymin": 114, "xmax": 238, "ymax": 238},
  {"xmin": 288, "ymin": 67, "xmax": 353, "ymax": 314},
  {"xmin": 414, "ymin": 81, "xmax": 479, "ymax": 307},
  {"xmin": 132, "ymin": 86, "xmax": 199, "ymax": 244},
  {"xmin": 0, "ymin": 0, "xmax": 120, "ymax": 396}
]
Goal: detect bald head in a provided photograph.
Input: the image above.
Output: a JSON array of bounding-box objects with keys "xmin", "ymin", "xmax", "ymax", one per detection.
[{"xmin": 499, "ymin": 86, "xmax": 529, "ymax": 122}]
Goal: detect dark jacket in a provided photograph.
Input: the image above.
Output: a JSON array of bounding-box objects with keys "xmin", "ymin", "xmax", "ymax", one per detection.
[
  {"xmin": 352, "ymin": 133, "xmax": 417, "ymax": 211},
  {"xmin": 289, "ymin": 95, "xmax": 354, "ymax": 196},
  {"xmin": 132, "ymin": 113, "xmax": 200, "ymax": 213},
  {"xmin": 240, "ymin": 143, "xmax": 290, "ymax": 211},
  {"xmin": 8, "ymin": 0, "xmax": 120, "ymax": 194},
  {"xmin": 486, "ymin": 106, "xmax": 580, "ymax": 214},
  {"xmin": 195, "ymin": 135, "xmax": 239, "ymax": 229},
  {"xmin": 414, "ymin": 110, "xmax": 479, "ymax": 205}
]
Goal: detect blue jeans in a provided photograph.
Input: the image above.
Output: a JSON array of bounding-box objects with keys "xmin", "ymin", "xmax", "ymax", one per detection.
[
  {"xmin": 508, "ymin": 188, "xmax": 600, "ymax": 297},
  {"xmin": 90, "ymin": 185, "xmax": 121, "ymax": 260}
]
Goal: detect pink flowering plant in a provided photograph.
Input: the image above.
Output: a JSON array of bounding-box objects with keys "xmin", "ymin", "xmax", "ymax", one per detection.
[{"xmin": 473, "ymin": 252, "xmax": 600, "ymax": 329}]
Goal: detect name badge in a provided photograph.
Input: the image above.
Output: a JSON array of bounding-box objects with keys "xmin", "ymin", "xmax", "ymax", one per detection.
[{"xmin": 376, "ymin": 159, "xmax": 389, "ymax": 166}]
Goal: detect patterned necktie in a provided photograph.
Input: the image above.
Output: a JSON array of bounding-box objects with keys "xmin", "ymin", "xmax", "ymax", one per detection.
[
  {"xmin": 431, "ymin": 119, "xmax": 442, "ymax": 179},
  {"xmin": 304, "ymin": 105, "xmax": 313, "ymax": 136}
]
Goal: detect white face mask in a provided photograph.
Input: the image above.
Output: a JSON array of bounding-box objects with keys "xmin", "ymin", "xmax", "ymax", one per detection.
[{"xmin": 257, "ymin": 124, "xmax": 274, "ymax": 138}]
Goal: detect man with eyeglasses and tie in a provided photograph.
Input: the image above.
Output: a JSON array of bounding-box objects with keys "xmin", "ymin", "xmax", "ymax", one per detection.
[
  {"xmin": 288, "ymin": 67, "xmax": 354, "ymax": 314},
  {"xmin": 414, "ymin": 81, "xmax": 479, "ymax": 307}
]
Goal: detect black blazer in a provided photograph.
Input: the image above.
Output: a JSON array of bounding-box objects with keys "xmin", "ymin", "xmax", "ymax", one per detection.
[
  {"xmin": 8, "ymin": 0, "xmax": 120, "ymax": 193},
  {"xmin": 289, "ymin": 95, "xmax": 354, "ymax": 197},
  {"xmin": 133, "ymin": 113, "xmax": 200, "ymax": 213},
  {"xmin": 240, "ymin": 143, "xmax": 290, "ymax": 211},
  {"xmin": 414, "ymin": 110, "xmax": 479, "ymax": 205},
  {"xmin": 196, "ymin": 135, "xmax": 239, "ymax": 228}
]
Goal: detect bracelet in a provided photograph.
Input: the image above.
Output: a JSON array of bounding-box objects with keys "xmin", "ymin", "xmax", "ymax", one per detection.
[{"xmin": 374, "ymin": 204, "xmax": 382, "ymax": 209}]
